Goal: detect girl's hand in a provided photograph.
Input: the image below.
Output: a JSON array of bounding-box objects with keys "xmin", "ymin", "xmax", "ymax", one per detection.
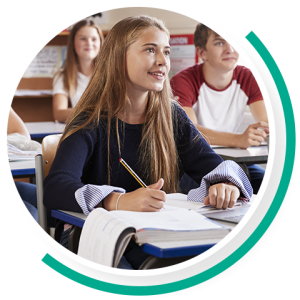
[
  {"xmin": 116, "ymin": 178, "xmax": 166, "ymax": 212},
  {"xmin": 203, "ymin": 183, "xmax": 240, "ymax": 209}
]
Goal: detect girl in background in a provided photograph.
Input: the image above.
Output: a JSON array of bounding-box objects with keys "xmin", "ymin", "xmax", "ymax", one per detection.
[
  {"xmin": 52, "ymin": 19, "xmax": 104, "ymax": 122},
  {"xmin": 44, "ymin": 16, "xmax": 252, "ymax": 269}
]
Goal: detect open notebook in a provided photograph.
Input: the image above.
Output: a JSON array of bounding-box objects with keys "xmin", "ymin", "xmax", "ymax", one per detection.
[
  {"xmin": 77, "ymin": 206, "xmax": 230, "ymax": 268},
  {"xmin": 165, "ymin": 193, "xmax": 251, "ymax": 214},
  {"xmin": 165, "ymin": 193, "xmax": 252, "ymax": 224}
]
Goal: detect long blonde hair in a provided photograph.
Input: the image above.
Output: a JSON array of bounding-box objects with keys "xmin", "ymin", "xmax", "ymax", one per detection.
[
  {"xmin": 60, "ymin": 15, "xmax": 180, "ymax": 193},
  {"xmin": 55, "ymin": 19, "xmax": 104, "ymax": 100}
]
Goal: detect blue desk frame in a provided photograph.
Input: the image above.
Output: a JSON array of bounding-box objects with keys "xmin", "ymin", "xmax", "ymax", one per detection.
[
  {"xmin": 11, "ymin": 167, "xmax": 35, "ymax": 177},
  {"xmin": 30, "ymin": 132, "xmax": 60, "ymax": 139},
  {"xmin": 10, "ymin": 160, "xmax": 36, "ymax": 178},
  {"xmin": 142, "ymin": 243, "xmax": 215, "ymax": 259}
]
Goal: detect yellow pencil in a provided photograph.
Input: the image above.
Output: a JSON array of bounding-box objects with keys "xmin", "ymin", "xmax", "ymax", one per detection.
[{"xmin": 119, "ymin": 158, "xmax": 147, "ymax": 188}]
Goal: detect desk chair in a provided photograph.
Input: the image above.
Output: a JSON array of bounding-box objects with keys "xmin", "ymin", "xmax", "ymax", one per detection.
[{"xmin": 35, "ymin": 134, "xmax": 82, "ymax": 253}]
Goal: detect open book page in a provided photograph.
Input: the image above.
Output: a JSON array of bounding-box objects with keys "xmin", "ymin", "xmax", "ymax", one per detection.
[
  {"xmin": 166, "ymin": 193, "xmax": 227, "ymax": 213},
  {"xmin": 165, "ymin": 193, "xmax": 204, "ymax": 210},
  {"xmin": 150, "ymin": 238, "xmax": 222, "ymax": 249},
  {"xmin": 111, "ymin": 209, "xmax": 222, "ymax": 232},
  {"xmin": 78, "ymin": 208, "xmax": 134, "ymax": 267}
]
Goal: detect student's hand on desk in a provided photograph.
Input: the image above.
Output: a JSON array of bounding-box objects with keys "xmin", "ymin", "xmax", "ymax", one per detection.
[
  {"xmin": 117, "ymin": 178, "xmax": 166, "ymax": 212},
  {"xmin": 203, "ymin": 183, "xmax": 240, "ymax": 209},
  {"xmin": 236, "ymin": 121, "xmax": 269, "ymax": 149}
]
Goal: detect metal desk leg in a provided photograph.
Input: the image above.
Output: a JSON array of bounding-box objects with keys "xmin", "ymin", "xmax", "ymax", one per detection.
[
  {"xmin": 68, "ymin": 226, "xmax": 82, "ymax": 254},
  {"xmin": 35, "ymin": 154, "xmax": 49, "ymax": 234}
]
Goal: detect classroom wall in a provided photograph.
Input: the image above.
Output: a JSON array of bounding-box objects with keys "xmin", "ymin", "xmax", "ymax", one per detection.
[
  {"xmin": 101, "ymin": 7, "xmax": 199, "ymax": 34},
  {"xmin": 12, "ymin": 7, "xmax": 251, "ymax": 123},
  {"xmin": 104, "ymin": 8, "xmax": 249, "ymax": 66}
]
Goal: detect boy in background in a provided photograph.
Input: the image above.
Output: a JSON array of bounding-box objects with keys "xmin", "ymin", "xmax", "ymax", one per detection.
[{"xmin": 171, "ymin": 23, "xmax": 269, "ymax": 194}]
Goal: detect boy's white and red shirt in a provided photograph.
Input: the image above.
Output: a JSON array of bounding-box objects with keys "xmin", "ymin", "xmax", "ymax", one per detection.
[{"xmin": 170, "ymin": 63, "xmax": 263, "ymax": 132}]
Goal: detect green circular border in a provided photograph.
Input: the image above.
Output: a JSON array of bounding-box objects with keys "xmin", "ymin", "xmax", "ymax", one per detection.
[
  {"xmin": 77, "ymin": 30, "xmax": 290, "ymax": 296},
  {"xmin": 2, "ymin": 21, "xmax": 292, "ymax": 296}
]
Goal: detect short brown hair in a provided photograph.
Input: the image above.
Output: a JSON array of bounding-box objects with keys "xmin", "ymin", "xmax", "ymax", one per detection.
[{"xmin": 193, "ymin": 23, "xmax": 219, "ymax": 50}]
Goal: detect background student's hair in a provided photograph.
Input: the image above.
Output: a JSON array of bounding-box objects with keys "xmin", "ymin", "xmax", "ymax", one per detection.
[
  {"xmin": 60, "ymin": 15, "xmax": 180, "ymax": 193},
  {"xmin": 193, "ymin": 23, "xmax": 219, "ymax": 49},
  {"xmin": 58, "ymin": 19, "xmax": 104, "ymax": 98}
]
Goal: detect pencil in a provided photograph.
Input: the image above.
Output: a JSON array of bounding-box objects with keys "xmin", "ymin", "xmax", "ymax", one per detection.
[{"xmin": 119, "ymin": 158, "xmax": 148, "ymax": 188}]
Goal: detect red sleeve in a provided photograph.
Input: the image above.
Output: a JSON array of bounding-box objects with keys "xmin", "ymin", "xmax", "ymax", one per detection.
[
  {"xmin": 170, "ymin": 66, "xmax": 201, "ymax": 108},
  {"xmin": 247, "ymin": 72, "xmax": 263, "ymax": 105},
  {"xmin": 235, "ymin": 66, "xmax": 263, "ymax": 105}
]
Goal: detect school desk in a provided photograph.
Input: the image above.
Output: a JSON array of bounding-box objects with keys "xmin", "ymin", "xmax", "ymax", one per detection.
[
  {"xmin": 214, "ymin": 145, "xmax": 268, "ymax": 164},
  {"xmin": 51, "ymin": 209, "xmax": 234, "ymax": 269},
  {"xmin": 10, "ymin": 160, "xmax": 35, "ymax": 178},
  {"xmin": 25, "ymin": 121, "xmax": 65, "ymax": 140}
]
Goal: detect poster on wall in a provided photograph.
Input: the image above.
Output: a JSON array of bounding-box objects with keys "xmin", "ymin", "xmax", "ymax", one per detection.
[
  {"xmin": 169, "ymin": 34, "xmax": 197, "ymax": 78},
  {"xmin": 23, "ymin": 46, "xmax": 62, "ymax": 78}
]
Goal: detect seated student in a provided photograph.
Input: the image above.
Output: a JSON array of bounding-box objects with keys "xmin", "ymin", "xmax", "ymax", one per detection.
[
  {"xmin": 52, "ymin": 19, "xmax": 104, "ymax": 123},
  {"xmin": 7, "ymin": 108, "xmax": 38, "ymax": 222},
  {"xmin": 44, "ymin": 16, "xmax": 252, "ymax": 270},
  {"xmin": 170, "ymin": 23, "xmax": 269, "ymax": 195}
]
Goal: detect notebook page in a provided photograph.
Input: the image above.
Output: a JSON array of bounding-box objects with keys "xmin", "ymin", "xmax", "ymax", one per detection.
[
  {"xmin": 165, "ymin": 193, "xmax": 246, "ymax": 213},
  {"xmin": 111, "ymin": 209, "xmax": 222, "ymax": 232},
  {"xmin": 165, "ymin": 193, "xmax": 205, "ymax": 211}
]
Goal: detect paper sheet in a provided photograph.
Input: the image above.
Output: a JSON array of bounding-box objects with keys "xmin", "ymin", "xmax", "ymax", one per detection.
[{"xmin": 111, "ymin": 209, "xmax": 222, "ymax": 232}]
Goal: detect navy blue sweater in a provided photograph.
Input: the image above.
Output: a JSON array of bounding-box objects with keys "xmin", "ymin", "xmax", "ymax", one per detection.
[{"xmin": 44, "ymin": 104, "xmax": 223, "ymax": 212}]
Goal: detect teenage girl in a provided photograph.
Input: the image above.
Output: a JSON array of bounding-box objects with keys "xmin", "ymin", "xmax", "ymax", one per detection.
[
  {"xmin": 44, "ymin": 16, "xmax": 252, "ymax": 269},
  {"xmin": 52, "ymin": 19, "xmax": 104, "ymax": 122}
]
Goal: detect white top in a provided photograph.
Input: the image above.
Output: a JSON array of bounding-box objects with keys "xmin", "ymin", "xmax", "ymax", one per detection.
[
  {"xmin": 171, "ymin": 64, "xmax": 263, "ymax": 133},
  {"xmin": 193, "ymin": 80, "xmax": 249, "ymax": 132},
  {"xmin": 52, "ymin": 71, "xmax": 90, "ymax": 108}
]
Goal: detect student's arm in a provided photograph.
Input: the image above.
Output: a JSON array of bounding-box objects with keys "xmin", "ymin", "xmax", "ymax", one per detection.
[
  {"xmin": 182, "ymin": 106, "xmax": 247, "ymax": 148},
  {"xmin": 249, "ymin": 100, "xmax": 268, "ymax": 123},
  {"xmin": 234, "ymin": 100, "xmax": 269, "ymax": 148},
  {"xmin": 52, "ymin": 94, "xmax": 72, "ymax": 123},
  {"xmin": 100, "ymin": 179, "xmax": 166, "ymax": 212},
  {"xmin": 7, "ymin": 108, "xmax": 31, "ymax": 140},
  {"xmin": 183, "ymin": 106, "xmax": 268, "ymax": 149},
  {"xmin": 177, "ymin": 106, "xmax": 252, "ymax": 209},
  {"xmin": 44, "ymin": 129, "xmax": 166, "ymax": 214}
]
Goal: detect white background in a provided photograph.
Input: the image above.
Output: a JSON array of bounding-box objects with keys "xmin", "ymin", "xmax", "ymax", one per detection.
[{"xmin": 0, "ymin": 1, "xmax": 300, "ymax": 230}]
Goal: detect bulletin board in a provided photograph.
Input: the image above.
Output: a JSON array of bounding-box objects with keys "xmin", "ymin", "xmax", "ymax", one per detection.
[
  {"xmin": 23, "ymin": 46, "xmax": 63, "ymax": 78},
  {"xmin": 169, "ymin": 34, "xmax": 197, "ymax": 78}
]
